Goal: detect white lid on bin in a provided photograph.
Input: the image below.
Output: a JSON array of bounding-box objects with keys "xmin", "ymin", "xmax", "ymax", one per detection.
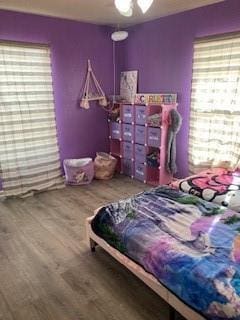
[{"xmin": 64, "ymin": 158, "xmax": 92, "ymax": 167}]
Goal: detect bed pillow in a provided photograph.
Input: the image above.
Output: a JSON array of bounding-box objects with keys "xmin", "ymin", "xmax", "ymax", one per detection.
[{"xmin": 171, "ymin": 168, "xmax": 240, "ymax": 212}]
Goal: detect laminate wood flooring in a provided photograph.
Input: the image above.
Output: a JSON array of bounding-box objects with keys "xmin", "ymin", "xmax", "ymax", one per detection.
[{"xmin": 0, "ymin": 176, "xmax": 185, "ymax": 320}]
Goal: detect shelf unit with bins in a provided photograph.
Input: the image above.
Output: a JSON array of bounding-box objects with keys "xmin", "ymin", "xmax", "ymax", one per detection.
[{"xmin": 109, "ymin": 103, "xmax": 177, "ymax": 185}]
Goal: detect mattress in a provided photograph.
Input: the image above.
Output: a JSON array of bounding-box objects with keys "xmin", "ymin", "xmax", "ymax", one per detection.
[
  {"xmin": 171, "ymin": 168, "xmax": 240, "ymax": 212},
  {"xmin": 91, "ymin": 186, "xmax": 240, "ymax": 320}
]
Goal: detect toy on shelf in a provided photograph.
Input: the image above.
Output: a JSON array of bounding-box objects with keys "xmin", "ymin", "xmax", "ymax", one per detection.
[
  {"xmin": 146, "ymin": 149, "xmax": 160, "ymax": 168},
  {"xmin": 108, "ymin": 103, "xmax": 121, "ymax": 122},
  {"xmin": 147, "ymin": 113, "xmax": 161, "ymax": 127},
  {"xmin": 80, "ymin": 59, "xmax": 108, "ymax": 110}
]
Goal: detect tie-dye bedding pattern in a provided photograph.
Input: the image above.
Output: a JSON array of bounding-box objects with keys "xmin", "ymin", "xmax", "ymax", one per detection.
[
  {"xmin": 91, "ymin": 186, "xmax": 240, "ymax": 320},
  {"xmin": 171, "ymin": 168, "xmax": 240, "ymax": 212}
]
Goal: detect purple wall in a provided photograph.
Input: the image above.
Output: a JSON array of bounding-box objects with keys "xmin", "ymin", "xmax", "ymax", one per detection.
[
  {"xmin": 0, "ymin": 10, "xmax": 113, "ymax": 165},
  {"xmin": 1, "ymin": 0, "xmax": 240, "ymax": 180},
  {"xmin": 120, "ymin": 0, "xmax": 240, "ymax": 177}
]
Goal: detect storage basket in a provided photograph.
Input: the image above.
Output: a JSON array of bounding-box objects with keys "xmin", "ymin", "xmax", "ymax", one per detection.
[
  {"xmin": 94, "ymin": 152, "xmax": 117, "ymax": 180},
  {"xmin": 122, "ymin": 158, "xmax": 134, "ymax": 177},
  {"xmin": 122, "ymin": 123, "xmax": 134, "ymax": 142},
  {"xmin": 110, "ymin": 122, "xmax": 121, "ymax": 140},
  {"xmin": 135, "ymin": 162, "xmax": 146, "ymax": 182},
  {"xmin": 135, "ymin": 125, "xmax": 146, "ymax": 145},
  {"xmin": 63, "ymin": 158, "xmax": 94, "ymax": 185},
  {"xmin": 122, "ymin": 105, "xmax": 134, "ymax": 123},
  {"xmin": 148, "ymin": 127, "xmax": 161, "ymax": 147},
  {"xmin": 135, "ymin": 105, "xmax": 146, "ymax": 125},
  {"xmin": 135, "ymin": 144, "xmax": 146, "ymax": 163},
  {"xmin": 122, "ymin": 141, "xmax": 133, "ymax": 160}
]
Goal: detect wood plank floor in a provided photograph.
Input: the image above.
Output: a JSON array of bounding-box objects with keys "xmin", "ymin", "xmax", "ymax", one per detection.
[{"xmin": 0, "ymin": 175, "xmax": 185, "ymax": 320}]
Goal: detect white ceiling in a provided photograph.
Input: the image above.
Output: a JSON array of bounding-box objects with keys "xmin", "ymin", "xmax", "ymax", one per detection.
[{"xmin": 0, "ymin": 0, "xmax": 225, "ymax": 26}]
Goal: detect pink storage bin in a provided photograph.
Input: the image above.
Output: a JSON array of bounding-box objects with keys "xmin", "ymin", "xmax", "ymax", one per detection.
[
  {"xmin": 122, "ymin": 158, "xmax": 134, "ymax": 177},
  {"xmin": 122, "ymin": 105, "xmax": 134, "ymax": 124},
  {"xmin": 135, "ymin": 105, "xmax": 146, "ymax": 125},
  {"xmin": 148, "ymin": 127, "xmax": 161, "ymax": 147},
  {"xmin": 122, "ymin": 141, "xmax": 133, "ymax": 160},
  {"xmin": 135, "ymin": 162, "xmax": 146, "ymax": 182},
  {"xmin": 135, "ymin": 125, "xmax": 146, "ymax": 145},
  {"xmin": 110, "ymin": 122, "xmax": 121, "ymax": 140},
  {"xmin": 122, "ymin": 123, "xmax": 134, "ymax": 142},
  {"xmin": 135, "ymin": 144, "xmax": 146, "ymax": 163},
  {"xmin": 64, "ymin": 158, "xmax": 94, "ymax": 185}
]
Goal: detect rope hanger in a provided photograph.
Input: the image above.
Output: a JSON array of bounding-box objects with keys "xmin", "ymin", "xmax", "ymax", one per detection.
[{"xmin": 80, "ymin": 59, "xmax": 108, "ymax": 109}]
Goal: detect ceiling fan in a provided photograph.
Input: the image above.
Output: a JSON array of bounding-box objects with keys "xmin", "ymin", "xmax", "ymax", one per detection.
[{"xmin": 115, "ymin": 0, "xmax": 154, "ymax": 17}]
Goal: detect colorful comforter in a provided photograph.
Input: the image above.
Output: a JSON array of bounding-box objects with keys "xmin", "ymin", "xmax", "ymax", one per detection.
[
  {"xmin": 171, "ymin": 168, "xmax": 240, "ymax": 212},
  {"xmin": 92, "ymin": 186, "xmax": 240, "ymax": 320}
]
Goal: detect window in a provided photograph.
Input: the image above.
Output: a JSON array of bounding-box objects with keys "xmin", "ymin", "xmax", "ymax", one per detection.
[
  {"xmin": 189, "ymin": 33, "xmax": 240, "ymax": 173},
  {"xmin": 0, "ymin": 41, "xmax": 63, "ymax": 197}
]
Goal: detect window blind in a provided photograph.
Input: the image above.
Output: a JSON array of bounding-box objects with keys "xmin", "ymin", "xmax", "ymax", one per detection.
[
  {"xmin": 0, "ymin": 41, "xmax": 63, "ymax": 197},
  {"xmin": 189, "ymin": 33, "xmax": 240, "ymax": 173}
]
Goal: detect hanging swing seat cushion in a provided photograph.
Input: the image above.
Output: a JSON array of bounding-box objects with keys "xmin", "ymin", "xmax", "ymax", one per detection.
[
  {"xmin": 63, "ymin": 158, "xmax": 94, "ymax": 185},
  {"xmin": 86, "ymin": 96, "xmax": 105, "ymax": 101}
]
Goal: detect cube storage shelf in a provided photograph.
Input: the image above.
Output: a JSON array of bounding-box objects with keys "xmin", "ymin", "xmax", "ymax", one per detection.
[{"xmin": 109, "ymin": 103, "xmax": 177, "ymax": 186}]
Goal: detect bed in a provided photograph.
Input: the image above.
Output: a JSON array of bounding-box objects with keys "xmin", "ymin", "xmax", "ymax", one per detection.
[
  {"xmin": 171, "ymin": 168, "xmax": 240, "ymax": 212},
  {"xmin": 86, "ymin": 186, "xmax": 240, "ymax": 320}
]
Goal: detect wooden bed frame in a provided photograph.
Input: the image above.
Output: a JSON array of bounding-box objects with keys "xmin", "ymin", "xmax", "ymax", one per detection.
[{"xmin": 86, "ymin": 210, "xmax": 206, "ymax": 320}]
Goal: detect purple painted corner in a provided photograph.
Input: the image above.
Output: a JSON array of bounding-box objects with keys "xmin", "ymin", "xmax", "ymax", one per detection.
[{"xmin": 119, "ymin": 0, "xmax": 240, "ymax": 177}]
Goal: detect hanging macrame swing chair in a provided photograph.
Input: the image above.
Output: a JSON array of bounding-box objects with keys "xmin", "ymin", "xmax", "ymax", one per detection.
[{"xmin": 80, "ymin": 59, "xmax": 108, "ymax": 110}]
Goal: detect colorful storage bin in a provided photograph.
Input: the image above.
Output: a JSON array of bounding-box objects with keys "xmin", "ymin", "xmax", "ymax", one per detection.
[
  {"xmin": 122, "ymin": 141, "xmax": 133, "ymax": 160},
  {"xmin": 94, "ymin": 152, "xmax": 117, "ymax": 180},
  {"xmin": 64, "ymin": 158, "xmax": 94, "ymax": 185},
  {"xmin": 135, "ymin": 162, "xmax": 146, "ymax": 182},
  {"xmin": 122, "ymin": 105, "xmax": 134, "ymax": 124},
  {"xmin": 135, "ymin": 125, "xmax": 146, "ymax": 145},
  {"xmin": 109, "ymin": 102, "xmax": 178, "ymax": 186},
  {"xmin": 135, "ymin": 105, "xmax": 146, "ymax": 125},
  {"xmin": 148, "ymin": 127, "xmax": 161, "ymax": 147},
  {"xmin": 122, "ymin": 123, "xmax": 134, "ymax": 142},
  {"xmin": 122, "ymin": 158, "xmax": 134, "ymax": 177},
  {"xmin": 110, "ymin": 122, "xmax": 121, "ymax": 140},
  {"xmin": 135, "ymin": 144, "xmax": 146, "ymax": 163}
]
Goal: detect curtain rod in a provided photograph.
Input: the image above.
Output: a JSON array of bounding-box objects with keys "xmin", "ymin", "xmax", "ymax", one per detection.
[
  {"xmin": 195, "ymin": 30, "xmax": 240, "ymax": 44},
  {"xmin": 0, "ymin": 39, "xmax": 50, "ymax": 49}
]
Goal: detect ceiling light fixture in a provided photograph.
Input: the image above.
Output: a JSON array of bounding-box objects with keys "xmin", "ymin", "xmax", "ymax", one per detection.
[
  {"xmin": 120, "ymin": 8, "xmax": 133, "ymax": 17},
  {"xmin": 111, "ymin": 30, "xmax": 129, "ymax": 42},
  {"xmin": 137, "ymin": 0, "xmax": 153, "ymax": 14},
  {"xmin": 114, "ymin": 0, "xmax": 132, "ymax": 15},
  {"xmin": 114, "ymin": 0, "xmax": 153, "ymax": 17}
]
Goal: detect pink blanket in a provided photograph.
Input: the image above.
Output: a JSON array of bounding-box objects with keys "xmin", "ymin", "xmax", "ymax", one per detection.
[{"xmin": 171, "ymin": 168, "xmax": 240, "ymax": 212}]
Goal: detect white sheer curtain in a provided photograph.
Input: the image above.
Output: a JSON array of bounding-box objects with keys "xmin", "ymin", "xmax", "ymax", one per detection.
[
  {"xmin": 0, "ymin": 41, "xmax": 64, "ymax": 198},
  {"xmin": 189, "ymin": 33, "xmax": 240, "ymax": 174}
]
